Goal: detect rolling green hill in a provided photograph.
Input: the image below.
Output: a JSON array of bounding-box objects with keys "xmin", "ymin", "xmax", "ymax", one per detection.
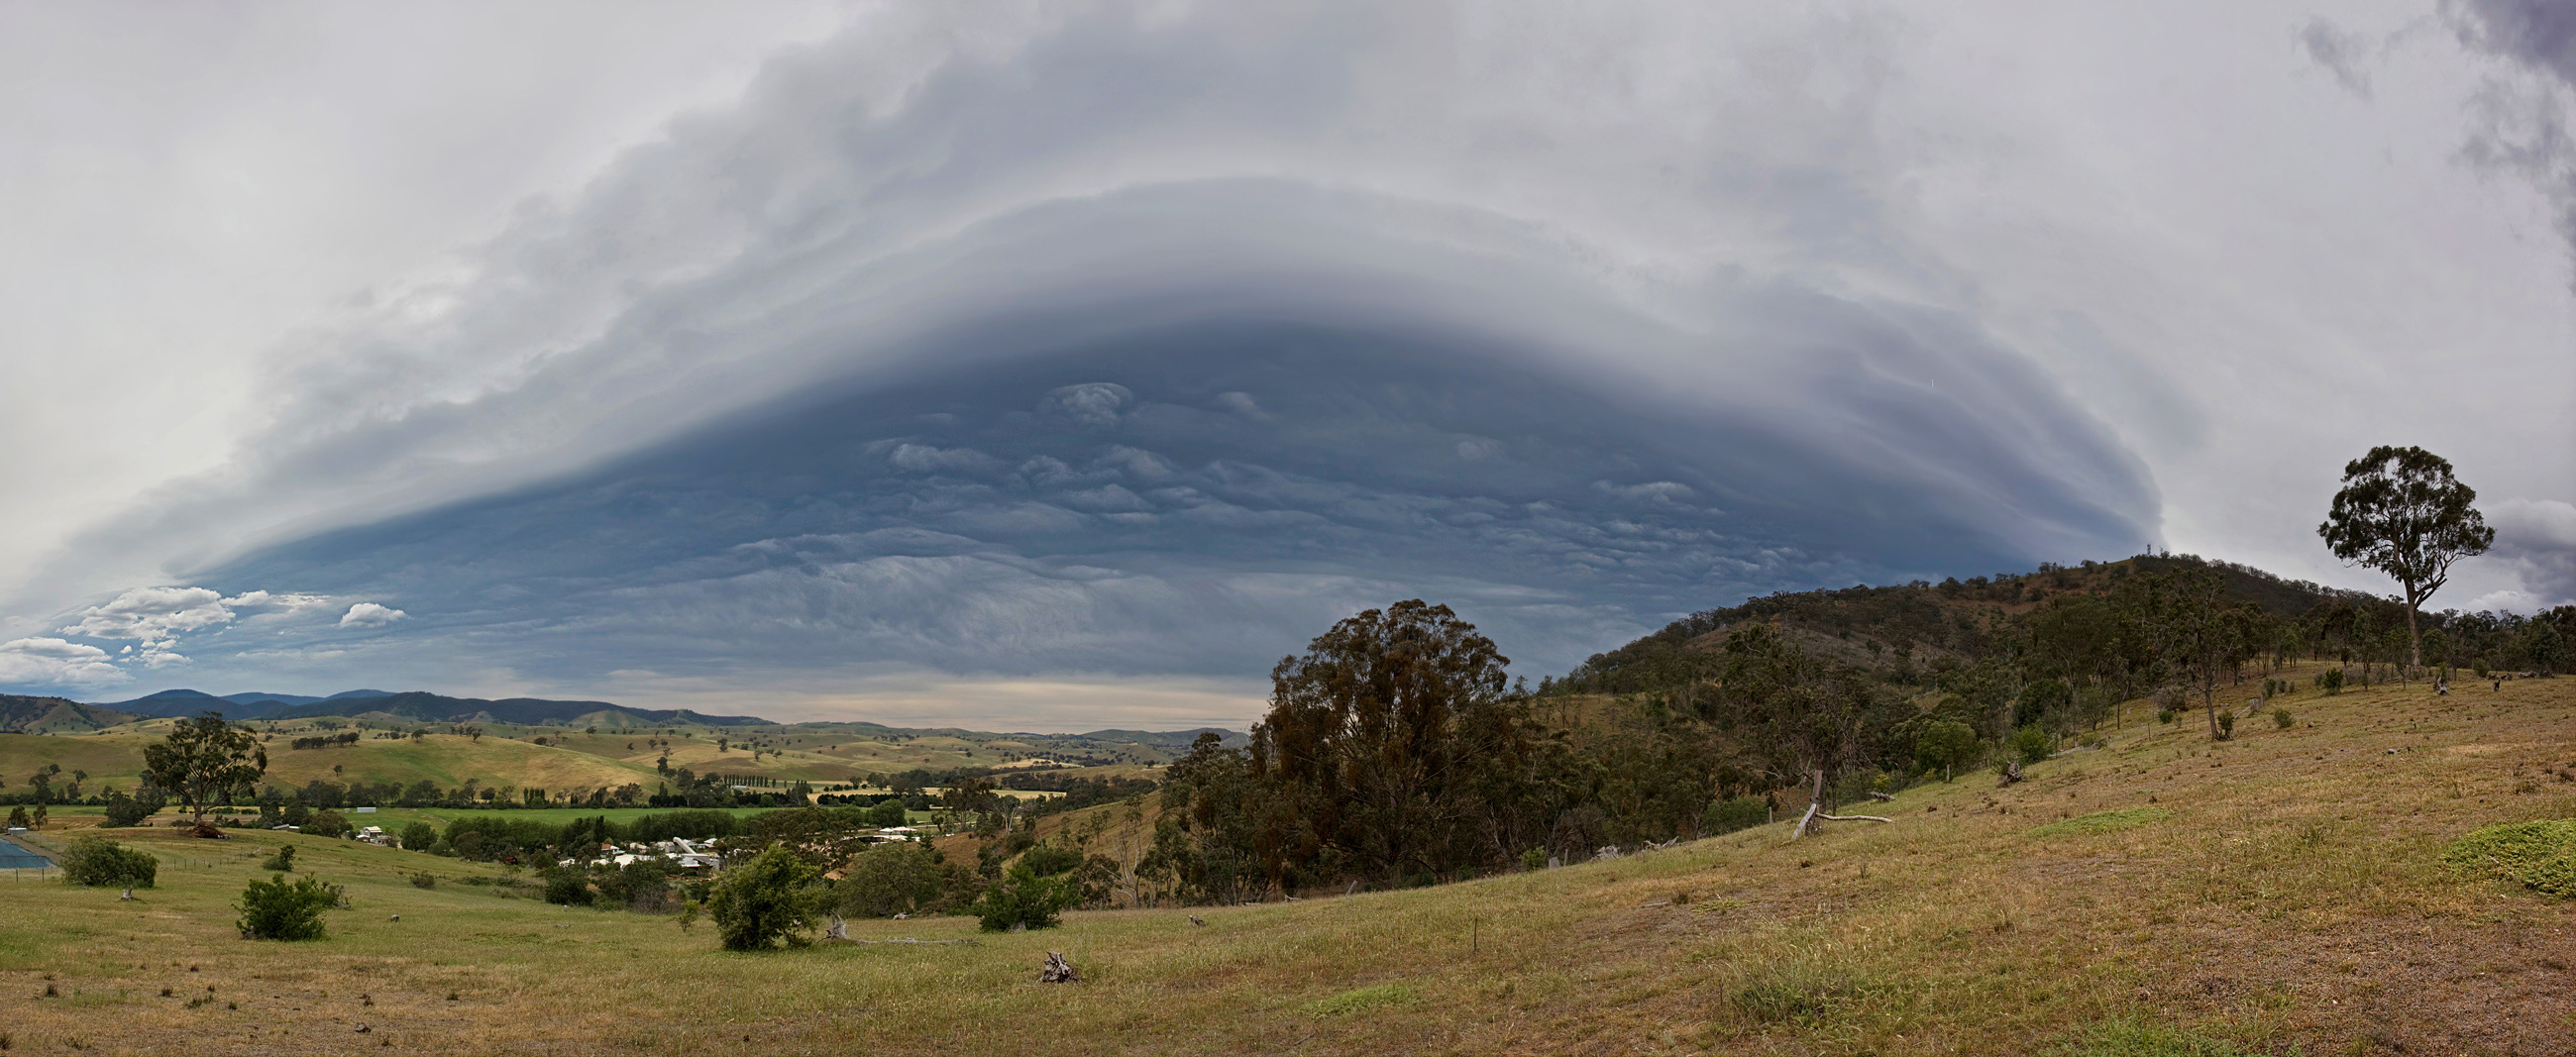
[{"xmin": 0, "ymin": 694, "xmax": 140, "ymax": 734}]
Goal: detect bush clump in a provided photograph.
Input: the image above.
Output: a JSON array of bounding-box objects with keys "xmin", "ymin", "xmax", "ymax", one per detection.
[
  {"xmin": 101, "ymin": 790, "xmax": 163, "ymax": 827},
  {"xmin": 236, "ymin": 875, "xmax": 340, "ymax": 940},
  {"xmin": 2444, "ymin": 819, "xmax": 2576, "ymax": 898},
  {"xmin": 2009, "ymin": 724, "xmax": 2055, "ymax": 766},
  {"xmin": 540, "ymin": 868, "xmax": 590, "ymax": 905},
  {"xmin": 258, "ymin": 845, "xmax": 296, "ymax": 873},
  {"xmin": 708, "ymin": 845, "xmax": 825, "ymax": 950},
  {"xmin": 58, "ymin": 836, "xmax": 158, "ymax": 891},
  {"xmin": 2272, "ymin": 708, "xmax": 2295, "ymax": 730},
  {"xmin": 972, "ymin": 863, "xmax": 1078, "ymax": 932}
]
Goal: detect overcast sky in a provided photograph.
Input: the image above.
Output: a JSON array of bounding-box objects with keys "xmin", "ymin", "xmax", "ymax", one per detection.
[{"xmin": 2, "ymin": 1, "xmax": 2570, "ymax": 728}]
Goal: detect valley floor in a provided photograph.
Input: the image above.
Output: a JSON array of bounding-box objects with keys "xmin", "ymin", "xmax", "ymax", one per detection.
[{"xmin": 2, "ymin": 671, "xmax": 2571, "ymax": 1055}]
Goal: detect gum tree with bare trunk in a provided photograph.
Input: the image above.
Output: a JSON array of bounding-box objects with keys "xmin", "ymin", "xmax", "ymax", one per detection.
[{"xmin": 2318, "ymin": 446, "xmax": 2493, "ymax": 673}]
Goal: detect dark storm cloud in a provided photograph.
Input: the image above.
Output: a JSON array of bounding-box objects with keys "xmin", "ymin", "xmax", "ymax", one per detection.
[
  {"xmin": 2451, "ymin": 0, "xmax": 2576, "ymax": 268},
  {"xmin": 6, "ymin": 2, "xmax": 2165, "ymax": 698}
]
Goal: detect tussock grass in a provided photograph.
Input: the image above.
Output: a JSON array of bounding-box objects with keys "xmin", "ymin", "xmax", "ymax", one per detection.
[{"xmin": 1728, "ymin": 958, "xmax": 1878, "ymax": 1027}]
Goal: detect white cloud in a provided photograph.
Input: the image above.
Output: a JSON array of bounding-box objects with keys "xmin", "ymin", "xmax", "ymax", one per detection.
[
  {"xmin": 339, "ymin": 602, "xmax": 408, "ymax": 628},
  {"xmin": 0, "ymin": 637, "xmax": 129, "ymax": 687},
  {"xmin": 889, "ymin": 444, "xmax": 1004, "ymax": 475},
  {"xmin": 59, "ymin": 585, "xmax": 234, "ymax": 643},
  {"xmin": 222, "ymin": 590, "xmax": 333, "ymax": 612}
]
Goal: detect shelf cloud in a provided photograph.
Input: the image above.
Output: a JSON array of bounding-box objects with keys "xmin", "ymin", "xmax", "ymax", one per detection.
[{"xmin": 2, "ymin": 1, "xmax": 2568, "ymax": 717}]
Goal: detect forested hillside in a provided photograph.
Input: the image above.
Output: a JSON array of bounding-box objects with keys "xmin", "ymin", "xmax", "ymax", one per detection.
[{"xmin": 1134, "ymin": 555, "xmax": 2573, "ymax": 904}]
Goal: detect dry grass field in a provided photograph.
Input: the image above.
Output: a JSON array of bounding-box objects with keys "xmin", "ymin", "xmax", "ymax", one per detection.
[{"xmin": 2, "ymin": 667, "xmax": 2571, "ymax": 1055}]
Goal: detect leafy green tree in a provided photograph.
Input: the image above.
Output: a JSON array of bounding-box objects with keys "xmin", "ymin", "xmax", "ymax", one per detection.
[
  {"xmin": 707, "ymin": 845, "xmax": 825, "ymax": 950},
  {"xmin": 236, "ymin": 874, "xmax": 338, "ymax": 940},
  {"xmin": 1254, "ymin": 599, "xmax": 1523, "ymax": 883},
  {"xmin": 867, "ymin": 798, "xmax": 909, "ymax": 828},
  {"xmin": 303, "ymin": 809, "xmax": 350, "ymax": 839},
  {"xmin": 2319, "ymin": 446, "xmax": 2495, "ymax": 671},
  {"xmin": 399, "ymin": 821, "xmax": 438, "ymax": 850},
  {"xmin": 1721, "ymin": 620, "xmax": 1891, "ymax": 835},
  {"xmin": 59, "ymin": 836, "xmax": 158, "ymax": 896},
  {"xmin": 1914, "ymin": 720, "xmax": 1979, "ymax": 782},
  {"xmin": 141, "ymin": 712, "xmax": 268, "ymax": 829},
  {"xmin": 835, "ymin": 843, "xmax": 950, "ymax": 918},
  {"xmin": 2140, "ymin": 567, "xmax": 2236, "ymax": 740},
  {"xmin": 972, "ymin": 863, "xmax": 1078, "ymax": 931},
  {"xmin": 101, "ymin": 787, "xmax": 163, "ymax": 826}
]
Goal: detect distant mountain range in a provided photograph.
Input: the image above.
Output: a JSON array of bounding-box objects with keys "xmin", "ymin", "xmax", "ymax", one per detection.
[
  {"xmin": 1, "ymin": 693, "xmax": 140, "ymax": 734},
  {"xmin": 88, "ymin": 687, "xmax": 771, "ymax": 728}
]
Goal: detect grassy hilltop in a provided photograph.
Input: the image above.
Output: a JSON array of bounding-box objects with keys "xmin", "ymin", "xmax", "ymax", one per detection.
[{"xmin": 1, "ymin": 668, "xmax": 2571, "ymax": 1054}]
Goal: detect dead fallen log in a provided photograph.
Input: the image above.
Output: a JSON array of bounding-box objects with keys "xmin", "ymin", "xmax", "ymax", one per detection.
[
  {"xmin": 1996, "ymin": 760, "xmax": 2025, "ymax": 787},
  {"xmin": 1864, "ymin": 792, "xmax": 1895, "ymax": 802},
  {"xmin": 1790, "ymin": 771, "xmax": 1901, "ymax": 838},
  {"xmin": 842, "ymin": 938, "xmax": 980, "ymax": 946}
]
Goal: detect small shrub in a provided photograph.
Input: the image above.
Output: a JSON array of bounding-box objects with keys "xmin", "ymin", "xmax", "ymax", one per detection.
[
  {"xmin": 973, "ymin": 864, "xmax": 1077, "ymax": 932},
  {"xmin": 2443, "ymin": 819, "xmax": 2576, "ymax": 898},
  {"xmin": 2315, "ymin": 669, "xmax": 2345, "ymax": 695},
  {"xmin": 408, "ymin": 872, "xmax": 437, "ymax": 890},
  {"xmin": 1520, "ymin": 846, "xmax": 1548, "ymax": 871},
  {"xmin": 2156, "ymin": 708, "xmax": 2178, "ymax": 724},
  {"xmin": 2271, "ymin": 708, "xmax": 2294, "ymax": 730},
  {"xmin": 236, "ymin": 875, "xmax": 339, "ymax": 940},
  {"xmin": 258, "ymin": 845, "xmax": 296, "ymax": 873},
  {"xmin": 58, "ymin": 837, "xmax": 158, "ymax": 891},
  {"xmin": 2216, "ymin": 712, "xmax": 2234, "ymax": 737}
]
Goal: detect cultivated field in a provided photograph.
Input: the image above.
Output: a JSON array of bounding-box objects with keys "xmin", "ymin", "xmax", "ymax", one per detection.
[{"xmin": 2, "ymin": 670, "xmax": 2571, "ymax": 1055}]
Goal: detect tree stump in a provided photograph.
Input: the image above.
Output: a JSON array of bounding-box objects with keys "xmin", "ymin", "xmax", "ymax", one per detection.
[
  {"xmin": 1039, "ymin": 951, "xmax": 1078, "ymax": 983},
  {"xmin": 824, "ymin": 914, "xmax": 849, "ymax": 942}
]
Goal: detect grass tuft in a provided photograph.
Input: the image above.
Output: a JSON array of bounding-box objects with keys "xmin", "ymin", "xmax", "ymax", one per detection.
[
  {"xmin": 2051, "ymin": 1019, "xmax": 2260, "ymax": 1056},
  {"xmin": 1303, "ymin": 984, "xmax": 1419, "ymax": 1016},
  {"xmin": 2029, "ymin": 808, "xmax": 2172, "ymax": 838},
  {"xmin": 1728, "ymin": 960, "xmax": 1876, "ymax": 1027},
  {"xmin": 2442, "ymin": 819, "xmax": 2576, "ymax": 897}
]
